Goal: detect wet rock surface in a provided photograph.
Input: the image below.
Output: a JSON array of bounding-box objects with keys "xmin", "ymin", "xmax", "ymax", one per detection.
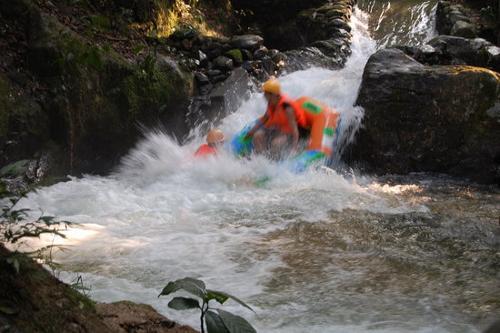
[
  {"xmin": 285, "ymin": 0, "xmax": 355, "ymax": 70},
  {"xmin": 398, "ymin": 35, "xmax": 500, "ymax": 72},
  {"xmin": 187, "ymin": 67, "xmax": 252, "ymax": 133},
  {"xmin": 347, "ymin": 48, "xmax": 500, "ymax": 184},
  {"xmin": 436, "ymin": 0, "xmax": 499, "ymax": 45},
  {"xmin": 437, "ymin": 1, "xmax": 476, "ymax": 38}
]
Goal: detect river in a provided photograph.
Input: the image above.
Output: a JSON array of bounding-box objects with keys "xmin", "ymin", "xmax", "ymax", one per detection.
[{"xmin": 19, "ymin": 1, "xmax": 500, "ymax": 332}]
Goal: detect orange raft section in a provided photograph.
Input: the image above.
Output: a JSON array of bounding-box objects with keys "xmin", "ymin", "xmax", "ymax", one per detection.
[{"xmin": 294, "ymin": 96, "xmax": 340, "ymax": 158}]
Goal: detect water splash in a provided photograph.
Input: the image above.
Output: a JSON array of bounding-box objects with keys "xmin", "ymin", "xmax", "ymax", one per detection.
[{"xmin": 359, "ymin": 0, "xmax": 438, "ymax": 47}]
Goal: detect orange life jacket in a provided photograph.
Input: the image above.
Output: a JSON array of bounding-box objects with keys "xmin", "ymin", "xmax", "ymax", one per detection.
[
  {"xmin": 262, "ymin": 94, "xmax": 306, "ymax": 134},
  {"xmin": 294, "ymin": 96, "xmax": 331, "ymax": 128},
  {"xmin": 293, "ymin": 96, "xmax": 340, "ymax": 156},
  {"xmin": 194, "ymin": 144, "xmax": 217, "ymax": 157}
]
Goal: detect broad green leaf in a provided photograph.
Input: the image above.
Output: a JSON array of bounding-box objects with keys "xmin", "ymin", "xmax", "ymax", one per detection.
[
  {"xmin": 206, "ymin": 289, "xmax": 229, "ymax": 304},
  {"xmin": 159, "ymin": 277, "xmax": 206, "ymax": 299},
  {"xmin": 206, "ymin": 310, "xmax": 229, "ymax": 333},
  {"xmin": 207, "ymin": 290, "xmax": 254, "ymax": 312},
  {"xmin": 168, "ymin": 297, "xmax": 200, "ymax": 310},
  {"xmin": 217, "ymin": 309, "xmax": 256, "ymax": 333}
]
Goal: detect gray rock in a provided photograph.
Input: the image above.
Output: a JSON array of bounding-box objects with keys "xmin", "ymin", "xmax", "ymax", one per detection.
[
  {"xmin": 211, "ymin": 74, "xmax": 228, "ymax": 83},
  {"xmin": 268, "ymin": 49, "xmax": 280, "ymax": 58},
  {"xmin": 425, "ymin": 35, "xmax": 496, "ymax": 69},
  {"xmin": 186, "ymin": 68, "xmax": 252, "ymax": 131},
  {"xmin": 450, "ymin": 20, "xmax": 476, "ymax": 38},
  {"xmin": 241, "ymin": 61, "xmax": 253, "ymax": 71},
  {"xmin": 207, "ymin": 69, "xmax": 222, "ymax": 77},
  {"xmin": 272, "ymin": 51, "xmax": 287, "ymax": 64},
  {"xmin": 198, "ymin": 50, "xmax": 208, "ymax": 66},
  {"xmin": 329, "ymin": 18, "xmax": 351, "ymax": 32},
  {"xmin": 230, "ymin": 35, "xmax": 264, "ymax": 50},
  {"xmin": 241, "ymin": 49, "xmax": 253, "ymax": 61},
  {"xmin": 253, "ymin": 46, "xmax": 268, "ymax": 60},
  {"xmin": 194, "ymin": 71, "xmax": 210, "ymax": 85},
  {"xmin": 261, "ymin": 56, "xmax": 275, "ymax": 74},
  {"xmin": 213, "ymin": 56, "xmax": 234, "ymax": 70}
]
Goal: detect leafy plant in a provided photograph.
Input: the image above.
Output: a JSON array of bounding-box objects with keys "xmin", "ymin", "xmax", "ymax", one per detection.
[
  {"xmin": 1, "ymin": 194, "xmax": 70, "ymax": 272},
  {"xmin": 70, "ymin": 274, "xmax": 92, "ymax": 297},
  {"xmin": 159, "ymin": 277, "xmax": 256, "ymax": 333}
]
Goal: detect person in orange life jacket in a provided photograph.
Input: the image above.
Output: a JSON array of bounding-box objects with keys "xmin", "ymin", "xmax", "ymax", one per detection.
[
  {"xmin": 194, "ymin": 129, "xmax": 225, "ymax": 157},
  {"xmin": 245, "ymin": 78, "xmax": 300, "ymax": 158}
]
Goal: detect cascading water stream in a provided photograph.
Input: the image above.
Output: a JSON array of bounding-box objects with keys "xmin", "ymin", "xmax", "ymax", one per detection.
[{"xmin": 16, "ymin": 2, "xmax": 499, "ymax": 333}]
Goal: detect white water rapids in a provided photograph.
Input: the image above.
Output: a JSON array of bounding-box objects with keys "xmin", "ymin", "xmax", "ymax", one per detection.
[{"xmin": 16, "ymin": 2, "xmax": 500, "ymax": 333}]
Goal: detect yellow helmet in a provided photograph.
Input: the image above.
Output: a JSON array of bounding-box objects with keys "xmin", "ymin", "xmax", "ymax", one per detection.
[
  {"xmin": 206, "ymin": 129, "xmax": 225, "ymax": 145},
  {"xmin": 262, "ymin": 78, "xmax": 280, "ymax": 95}
]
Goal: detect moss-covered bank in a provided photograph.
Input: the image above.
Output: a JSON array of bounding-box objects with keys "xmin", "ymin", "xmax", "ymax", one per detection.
[
  {"xmin": 0, "ymin": 0, "xmax": 194, "ymax": 177},
  {"xmin": 0, "ymin": 244, "xmax": 198, "ymax": 332}
]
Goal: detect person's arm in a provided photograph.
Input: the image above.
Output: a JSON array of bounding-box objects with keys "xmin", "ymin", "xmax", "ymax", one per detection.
[
  {"xmin": 246, "ymin": 113, "xmax": 268, "ymax": 138},
  {"xmin": 285, "ymin": 105, "xmax": 299, "ymax": 152}
]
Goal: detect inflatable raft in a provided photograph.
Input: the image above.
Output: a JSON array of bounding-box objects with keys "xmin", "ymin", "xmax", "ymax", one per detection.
[{"xmin": 231, "ymin": 97, "xmax": 341, "ymax": 172}]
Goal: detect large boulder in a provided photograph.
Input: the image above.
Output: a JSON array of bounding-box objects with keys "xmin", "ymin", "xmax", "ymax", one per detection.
[{"xmin": 347, "ymin": 48, "xmax": 500, "ymax": 184}]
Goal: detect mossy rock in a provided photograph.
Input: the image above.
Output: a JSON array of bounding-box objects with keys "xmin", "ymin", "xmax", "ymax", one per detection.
[
  {"xmin": 225, "ymin": 49, "xmax": 243, "ymax": 64},
  {"xmin": 21, "ymin": 3, "xmax": 193, "ymax": 174},
  {"xmin": 0, "ymin": 246, "xmax": 108, "ymax": 332}
]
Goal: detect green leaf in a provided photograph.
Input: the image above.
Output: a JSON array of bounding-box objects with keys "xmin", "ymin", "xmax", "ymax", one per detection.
[
  {"xmin": 217, "ymin": 309, "xmax": 256, "ymax": 333},
  {"xmin": 206, "ymin": 310, "xmax": 230, "ymax": 333},
  {"xmin": 159, "ymin": 277, "xmax": 206, "ymax": 299},
  {"xmin": 168, "ymin": 297, "xmax": 200, "ymax": 310},
  {"xmin": 206, "ymin": 290, "xmax": 229, "ymax": 304},
  {"xmin": 206, "ymin": 290, "xmax": 254, "ymax": 312}
]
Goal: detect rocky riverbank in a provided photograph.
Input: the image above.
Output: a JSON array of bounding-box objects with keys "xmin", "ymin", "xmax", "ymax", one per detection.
[{"xmin": 0, "ymin": 244, "xmax": 198, "ymax": 333}]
